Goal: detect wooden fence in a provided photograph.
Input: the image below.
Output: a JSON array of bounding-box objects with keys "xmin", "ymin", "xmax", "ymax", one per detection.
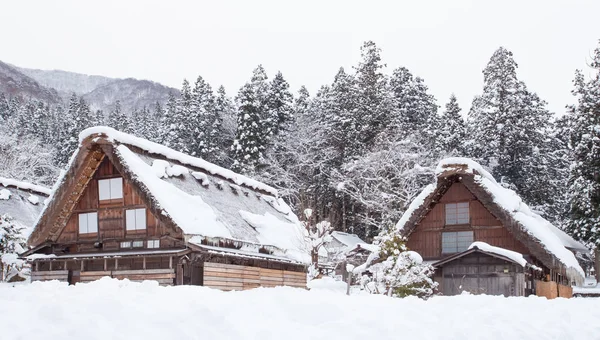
[
  {"xmin": 203, "ymin": 262, "xmax": 306, "ymax": 291},
  {"xmin": 31, "ymin": 269, "xmax": 175, "ymax": 285},
  {"xmin": 535, "ymin": 280, "xmax": 573, "ymax": 299}
]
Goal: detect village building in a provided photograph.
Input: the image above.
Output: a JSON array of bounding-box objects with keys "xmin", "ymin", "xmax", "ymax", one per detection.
[
  {"xmin": 22, "ymin": 127, "xmax": 309, "ymax": 289},
  {"xmin": 318, "ymin": 231, "xmax": 375, "ymax": 278},
  {"xmin": 0, "ymin": 177, "xmax": 51, "ymax": 282},
  {"xmin": 396, "ymin": 158, "xmax": 589, "ymax": 298}
]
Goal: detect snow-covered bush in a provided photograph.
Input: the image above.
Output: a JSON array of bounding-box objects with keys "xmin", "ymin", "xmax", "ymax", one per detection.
[
  {"xmin": 0, "ymin": 214, "xmax": 26, "ymax": 282},
  {"xmin": 358, "ymin": 233, "xmax": 437, "ymax": 298}
]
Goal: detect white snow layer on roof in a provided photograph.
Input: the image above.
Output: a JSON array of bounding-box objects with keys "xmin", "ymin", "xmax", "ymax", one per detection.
[
  {"xmin": 330, "ymin": 231, "xmax": 366, "ymax": 249},
  {"xmin": 398, "ymin": 157, "xmax": 585, "ymax": 278},
  {"xmin": 80, "ymin": 126, "xmax": 277, "ymax": 196},
  {"xmin": 469, "ymin": 242, "xmax": 528, "ymax": 267},
  {"xmin": 115, "ymin": 145, "xmax": 309, "ymax": 264},
  {"xmin": 0, "ymin": 177, "xmax": 52, "ymax": 196},
  {"xmin": 0, "ymin": 179, "xmax": 50, "ymax": 239}
]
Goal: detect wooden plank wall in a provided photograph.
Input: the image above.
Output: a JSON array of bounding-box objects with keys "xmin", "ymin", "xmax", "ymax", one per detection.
[
  {"xmin": 31, "ymin": 270, "xmax": 69, "ymax": 282},
  {"xmin": 203, "ymin": 262, "xmax": 306, "ymax": 291},
  {"xmin": 406, "ymin": 181, "xmax": 532, "ymax": 260}
]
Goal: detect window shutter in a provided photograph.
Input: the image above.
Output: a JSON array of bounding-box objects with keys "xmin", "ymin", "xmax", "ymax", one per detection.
[
  {"xmin": 126, "ymin": 209, "xmax": 136, "ymax": 230},
  {"xmin": 79, "ymin": 213, "xmax": 88, "ymax": 234},
  {"xmin": 136, "ymin": 209, "xmax": 146, "ymax": 230},
  {"xmin": 110, "ymin": 178, "xmax": 123, "ymax": 199},
  {"xmin": 98, "ymin": 179, "xmax": 111, "ymax": 200},
  {"xmin": 87, "ymin": 212, "xmax": 98, "ymax": 233}
]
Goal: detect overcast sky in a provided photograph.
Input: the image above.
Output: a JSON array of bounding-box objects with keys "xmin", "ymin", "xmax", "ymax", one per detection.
[{"xmin": 1, "ymin": 0, "xmax": 599, "ymax": 115}]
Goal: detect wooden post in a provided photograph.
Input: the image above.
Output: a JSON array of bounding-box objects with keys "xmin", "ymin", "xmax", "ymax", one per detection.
[
  {"xmin": 104, "ymin": 259, "xmax": 107, "ymax": 271},
  {"xmin": 35, "ymin": 261, "xmax": 39, "ymax": 271},
  {"xmin": 143, "ymin": 257, "xmax": 146, "ymax": 270},
  {"xmin": 595, "ymin": 248, "xmax": 600, "ymax": 283},
  {"xmin": 169, "ymin": 256, "xmax": 173, "ymax": 269},
  {"xmin": 81, "ymin": 260, "xmax": 84, "ymax": 271},
  {"xmin": 49, "ymin": 261, "xmax": 53, "ymax": 271},
  {"xmin": 115, "ymin": 258, "xmax": 119, "ymax": 270}
]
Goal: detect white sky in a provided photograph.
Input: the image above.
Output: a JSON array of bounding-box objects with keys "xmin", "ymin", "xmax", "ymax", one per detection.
[{"xmin": 1, "ymin": 0, "xmax": 599, "ymax": 115}]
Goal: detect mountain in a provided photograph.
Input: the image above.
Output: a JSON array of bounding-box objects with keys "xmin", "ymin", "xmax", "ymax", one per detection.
[
  {"xmin": 3, "ymin": 62, "xmax": 179, "ymax": 113},
  {"xmin": 82, "ymin": 78, "xmax": 178, "ymax": 113},
  {"xmin": 15, "ymin": 67, "xmax": 114, "ymax": 96},
  {"xmin": 0, "ymin": 61, "xmax": 61, "ymax": 103}
]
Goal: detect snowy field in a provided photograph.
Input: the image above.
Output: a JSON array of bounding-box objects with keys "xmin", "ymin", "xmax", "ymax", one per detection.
[{"xmin": 1, "ymin": 279, "xmax": 599, "ymax": 340}]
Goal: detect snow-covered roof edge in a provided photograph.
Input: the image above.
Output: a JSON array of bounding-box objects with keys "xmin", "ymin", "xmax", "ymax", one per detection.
[
  {"xmin": 79, "ymin": 126, "xmax": 278, "ymax": 196},
  {"xmin": 469, "ymin": 242, "xmax": 529, "ymax": 268},
  {"xmin": 0, "ymin": 177, "xmax": 52, "ymax": 196}
]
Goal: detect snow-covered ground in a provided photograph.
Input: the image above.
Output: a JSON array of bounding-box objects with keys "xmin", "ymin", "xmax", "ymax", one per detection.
[{"xmin": 1, "ymin": 278, "xmax": 599, "ymax": 340}]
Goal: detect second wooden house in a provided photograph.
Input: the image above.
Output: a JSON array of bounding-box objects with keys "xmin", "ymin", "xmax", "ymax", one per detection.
[
  {"xmin": 396, "ymin": 158, "xmax": 588, "ymax": 298},
  {"xmin": 22, "ymin": 127, "xmax": 309, "ymax": 290}
]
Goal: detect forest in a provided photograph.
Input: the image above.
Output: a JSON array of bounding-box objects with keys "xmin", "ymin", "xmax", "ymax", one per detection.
[{"xmin": 1, "ymin": 40, "xmax": 599, "ymax": 248}]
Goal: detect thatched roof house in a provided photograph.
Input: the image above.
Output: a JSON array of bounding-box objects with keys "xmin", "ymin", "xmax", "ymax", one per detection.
[
  {"xmin": 396, "ymin": 157, "xmax": 587, "ymax": 296},
  {"xmin": 24, "ymin": 127, "xmax": 308, "ymax": 289}
]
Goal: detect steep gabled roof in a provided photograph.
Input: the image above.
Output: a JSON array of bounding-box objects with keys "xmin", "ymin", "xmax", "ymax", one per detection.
[
  {"xmin": 27, "ymin": 127, "xmax": 309, "ymax": 264},
  {"xmin": 396, "ymin": 157, "xmax": 585, "ymax": 284},
  {"xmin": 0, "ymin": 177, "xmax": 50, "ymax": 239}
]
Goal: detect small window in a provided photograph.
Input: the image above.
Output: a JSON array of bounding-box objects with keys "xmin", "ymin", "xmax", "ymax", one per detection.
[
  {"xmin": 442, "ymin": 231, "xmax": 474, "ymax": 254},
  {"xmin": 98, "ymin": 178, "xmax": 123, "ymax": 200},
  {"xmin": 445, "ymin": 202, "xmax": 469, "ymax": 225},
  {"xmin": 78, "ymin": 212, "xmax": 98, "ymax": 234},
  {"xmin": 147, "ymin": 240, "xmax": 160, "ymax": 249},
  {"xmin": 120, "ymin": 241, "xmax": 132, "ymax": 249},
  {"xmin": 132, "ymin": 240, "xmax": 144, "ymax": 248},
  {"xmin": 126, "ymin": 208, "xmax": 147, "ymax": 231}
]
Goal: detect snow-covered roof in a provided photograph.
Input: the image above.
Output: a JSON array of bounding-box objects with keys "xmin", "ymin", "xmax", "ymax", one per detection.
[
  {"xmin": 0, "ymin": 178, "xmax": 50, "ymax": 238},
  {"xmin": 468, "ymin": 242, "xmax": 528, "ymax": 268},
  {"xmin": 396, "ymin": 157, "xmax": 586, "ymax": 282},
  {"xmin": 330, "ymin": 231, "xmax": 366, "ymax": 249},
  {"xmin": 80, "ymin": 127, "xmax": 277, "ymax": 196}
]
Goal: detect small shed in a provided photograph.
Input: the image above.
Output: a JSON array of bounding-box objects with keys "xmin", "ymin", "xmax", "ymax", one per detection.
[{"xmin": 433, "ymin": 242, "xmax": 536, "ymax": 296}]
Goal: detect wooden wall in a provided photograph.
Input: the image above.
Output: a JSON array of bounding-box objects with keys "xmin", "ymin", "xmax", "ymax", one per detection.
[
  {"xmin": 406, "ymin": 182, "xmax": 530, "ymax": 260},
  {"xmin": 55, "ymin": 157, "xmax": 183, "ymax": 252},
  {"xmin": 203, "ymin": 262, "xmax": 306, "ymax": 291}
]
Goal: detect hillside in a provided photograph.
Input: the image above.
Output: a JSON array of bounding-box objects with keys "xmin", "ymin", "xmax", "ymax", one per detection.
[
  {"xmin": 0, "ymin": 61, "xmax": 61, "ymax": 103},
  {"xmin": 82, "ymin": 78, "xmax": 178, "ymax": 113},
  {"xmin": 16, "ymin": 66, "xmax": 114, "ymax": 96}
]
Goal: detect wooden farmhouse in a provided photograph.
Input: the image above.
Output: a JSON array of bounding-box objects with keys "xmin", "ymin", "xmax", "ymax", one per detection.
[
  {"xmin": 397, "ymin": 158, "xmax": 588, "ymax": 298},
  {"xmin": 22, "ymin": 127, "xmax": 309, "ymax": 290}
]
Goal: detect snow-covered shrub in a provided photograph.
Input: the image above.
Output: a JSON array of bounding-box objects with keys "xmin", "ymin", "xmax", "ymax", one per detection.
[
  {"xmin": 358, "ymin": 233, "xmax": 437, "ymax": 298},
  {"xmin": 0, "ymin": 214, "xmax": 26, "ymax": 282},
  {"xmin": 303, "ymin": 209, "xmax": 334, "ymax": 280}
]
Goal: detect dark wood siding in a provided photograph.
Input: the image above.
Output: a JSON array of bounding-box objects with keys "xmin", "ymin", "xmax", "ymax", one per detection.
[
  {"xmin": 406, "ymin": 182, "xmax": 531, "ymax": 260},
  {"xmin": 54, "ymin": 154, "xmax": 184, "ymax": 253}
]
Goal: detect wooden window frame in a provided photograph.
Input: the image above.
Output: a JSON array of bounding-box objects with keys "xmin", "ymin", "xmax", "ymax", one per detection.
[
  {"xmin": 78, "ymin": 212, "xmax": 98, "ymax": 235},
  {"xmin": 445, "ymin": 202, "xmax": 470, "ymax": 225},
  {"xmin": 441, "ymin": 230, "xmax": 474, "ymax": 254},
  {"xmin": 147, "ymin": 240, "xmax": 160, "ymax": 249},
  {"xmin": 98, "ymin": 177, "xmax": 124, "ymax": 202},
  {"xmin": 126, "ymin": 208, "xmax": 147, "ymax": 231}
]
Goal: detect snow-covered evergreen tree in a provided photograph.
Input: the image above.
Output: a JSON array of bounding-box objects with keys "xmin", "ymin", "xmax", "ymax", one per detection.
[
  {"xmin": 467, "ymin": 47, "xmax": 553, "ymax": 210},
  {"xmin": 108, "ymin": 100, "xmax": 130, "ymax": 132},
  {"xmin": 267, "ymin": 71, "xmax": 293, "ymax": 137},
  {"xmin": 0, "ymin": 214, "xmax": 25, "ymax": 282},
  {"xmin": 56, "ymin": 94, "xmax": 94, "ymax": 166},
  {"xmin": 214, "ymin": 86, "xmax": 237, "ymax": 166},
  {"xmin": 190, "ymin": 76, "xmax": 220, "ymax": 161},
  {"xmin": 437, "ymin": 94, "xmax": 466, "ymax": 155},
  {"xmin": 565, "ymin": 43, "xmax": 600, "ymax": 255}
]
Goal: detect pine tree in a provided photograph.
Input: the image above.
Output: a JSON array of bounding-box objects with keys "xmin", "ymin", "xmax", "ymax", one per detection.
[
  {"xmin": 231, "ymin": 66, "xmax": 272, "ymax": 173},
  {"xmin": 108, "ymin": 100, "xmax": 130, "ymax": 132},
  {"xmin": 190, "ymin": 75, "xmax": 220, "ymax": 160},
  {"xmin": 354, "ymin": 41, "xmax": 390, "ymax": 150},
  {"xmin": 467, "ymin": 47, "xmax": 553, "ymax": 209},
  {"xmin": 0, "ymin": 214, "xmax": 25, "ymax": 282},
  {"xmin": 56, "ymin": 94, "xmax": 94, "ymax": 166},
  {"xmin": 565, "ymin": 42, "xmax": 600, "ymax": 257},
  {"xmin": 214, "ymin": 86, "xmax": 237, "ymax": 166},
  {"xmin": 267, "ymin": 71, "xmax": 293, "ymax": 136},
  {"xmin": 437, "ymin": 94, "xmax": 466, "ymax": 155}
]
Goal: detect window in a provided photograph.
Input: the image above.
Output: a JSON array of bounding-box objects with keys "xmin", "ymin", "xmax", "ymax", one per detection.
[
  {"xmin": 445, "ymin": 202, "xmax": 470, "ymax": 225},
  {"xmin": 98, "ymin": 178, "xmax": 123, "ymax": 200},
  {"xmin": 132, "ymin": 240, "xmax": 144, "ymax": 248},
  {"xmin": 120, "ymin": 241, "xmax": 132, "ymax": 249},
  {"xmin": 78, "ymin": 212, "xmax": 98, "ymax": 234},
  {"xmin": 126, "ymin": 208, "xmax": 146, "ymax": 231},
  {"xmin": 148, "ymin": 240, "xmax": 160, "ymax": 249},
  {"xmin": 442, "ymin": 231, "xmax": 474, "ymax": 254}
]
